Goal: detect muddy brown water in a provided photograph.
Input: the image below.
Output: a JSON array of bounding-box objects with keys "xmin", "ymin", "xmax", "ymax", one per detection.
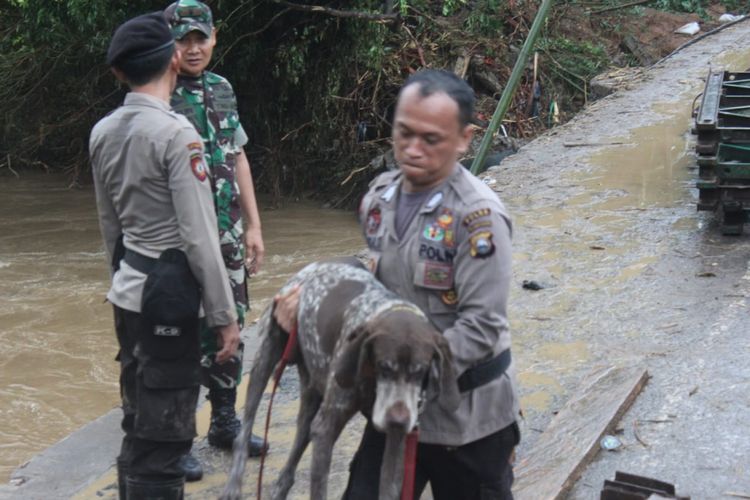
[{"xmin": 0, "ymin": 174, "xmax": 363, "ymax": 482}]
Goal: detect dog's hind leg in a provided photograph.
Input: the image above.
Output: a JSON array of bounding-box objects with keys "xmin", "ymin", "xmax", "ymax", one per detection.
[
  {"xmin": 309, "ymin": 392, "xmax": 358, "ymax": 500},
  {"xmin": 271, "ymin": 364, "xmax": 322, "ymax": 500},
  {"xmin": 221, "ymin": 310, "xmax": 286, "ymax": 500}
]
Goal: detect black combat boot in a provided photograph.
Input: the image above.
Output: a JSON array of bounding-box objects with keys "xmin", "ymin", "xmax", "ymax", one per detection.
[
  {"xmin": 207, "ymin": 387, "xmax": 269, "ymax": 456},
  {"xmin": 176, "ymin": 453, "xmax": 203, "ymax": 482},
  {"xmin": 117, "ymin": 458, "xmax": 128, "ymax": 499},
  {"xmin": 126, "ymin": 475, "xmax": 184, "ymax": 500}
]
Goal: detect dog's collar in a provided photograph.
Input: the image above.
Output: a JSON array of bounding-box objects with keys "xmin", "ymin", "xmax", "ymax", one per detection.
[{"xmin": 371, "ymin": 301, "xmax": 427, "ymax": 322}]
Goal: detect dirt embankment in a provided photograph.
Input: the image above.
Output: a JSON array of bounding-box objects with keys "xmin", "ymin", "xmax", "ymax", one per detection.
[
  {"xmin": 479, "ymin": 2, "xmax": 733, "ymax": 125},
  {"xmin": 356, "ymin": 2, "xmax": 738, "ymax": 186}
]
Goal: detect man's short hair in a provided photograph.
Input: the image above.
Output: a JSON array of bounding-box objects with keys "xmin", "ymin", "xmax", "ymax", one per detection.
[
  {"xmin": 401, "ymin": 69, "xmax": 476, "ymax": 128},
  {"xmin": 116, "ymin": 46, "xmax": 175, "ymax": 86}
]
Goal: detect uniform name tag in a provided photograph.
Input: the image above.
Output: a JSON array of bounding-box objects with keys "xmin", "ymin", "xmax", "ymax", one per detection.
[{"xmin": 154, "ymin": 325, "xmax": 182, "ymax": 337}]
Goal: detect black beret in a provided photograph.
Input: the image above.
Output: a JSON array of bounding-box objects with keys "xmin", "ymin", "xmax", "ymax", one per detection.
[{"xmin": 106, "ymin": 12, "xmax": 175, "ymax": 67}]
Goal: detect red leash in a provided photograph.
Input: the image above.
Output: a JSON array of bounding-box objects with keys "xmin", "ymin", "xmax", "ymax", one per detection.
[
  {"xmin": 401, "ymin": 427, "xmax": 419, "ymax": 500},
  {"xmin": 257, "ymin": 325, "xmax": 298, "ymax": 500}
]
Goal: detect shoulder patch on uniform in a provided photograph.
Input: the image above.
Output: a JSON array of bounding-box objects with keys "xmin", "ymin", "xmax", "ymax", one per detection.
[
  {"xmin": 467, "ymin": 220, "xmax": 493, "ymax": 233},
  {"xmin": 366, "ymin": 207, "xmax": 382, "ymax": 235},
  {"xmin": 462, "ymin": 208, "xmax": 491, "ymax": 226},
  {"xmin": 188, "ymin": 142, "xmax": 207, "ymax": 182},
  {"xmin": 191, "ymin": 154, "xmax": 207, "ymax": 182},
  {"xmin": 469, "ymin": 231, "xmax": 495, "ymax": 258}
]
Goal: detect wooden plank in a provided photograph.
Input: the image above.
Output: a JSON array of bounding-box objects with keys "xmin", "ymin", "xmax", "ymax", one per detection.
[{"xmin": 513, "ymin": 365, "xmax": 649, "ymax": 500}]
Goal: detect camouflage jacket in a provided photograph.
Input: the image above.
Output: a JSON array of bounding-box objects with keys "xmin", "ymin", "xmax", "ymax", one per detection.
[{"xmin": 171, "ymin": 71, "xmax": 248, "ymax": 323}]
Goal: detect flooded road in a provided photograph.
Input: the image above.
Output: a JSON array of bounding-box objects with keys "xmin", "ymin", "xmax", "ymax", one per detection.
[
  {"xmin": 0, "ymin": 174, "xmax": 362, "ymax": 482},
  {"xmin": 487, "ymin": 27, "xmax": 750, "ymax": 497}
]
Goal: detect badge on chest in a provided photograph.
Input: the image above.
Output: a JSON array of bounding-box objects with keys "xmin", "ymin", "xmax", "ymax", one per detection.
[{"xmin": 416, "ymin": 206, "xmax": 456, "ymax": 290}]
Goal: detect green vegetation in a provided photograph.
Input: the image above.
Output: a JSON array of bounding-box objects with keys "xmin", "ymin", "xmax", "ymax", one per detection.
[
  {"xmin": 0, "ymin": 0, "xmax": 746, "ymax": 202},
  {"xmin": 538, "ymin": 36, "xmax": 609, "ymax": 96}
]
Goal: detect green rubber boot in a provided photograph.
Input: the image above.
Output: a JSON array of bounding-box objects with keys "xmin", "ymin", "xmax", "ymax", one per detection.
[{"xmin": 207, "ymin": 387, "xmax": 269, "ymax": 456}]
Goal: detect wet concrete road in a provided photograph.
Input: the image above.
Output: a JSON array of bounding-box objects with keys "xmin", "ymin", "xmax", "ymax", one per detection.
[
  {"xmin": 4, "ymin": 18, "xmax": 750, "ymax": 500},
  {"xmin": 486, "ymin": 19, "xmax": 750, "ymax": 499}
]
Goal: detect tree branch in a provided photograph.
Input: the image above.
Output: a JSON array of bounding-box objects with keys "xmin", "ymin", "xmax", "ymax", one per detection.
[
  {"xmin": 212, "ymin": 7, "xmax": 292, "ymax": 68},
  {"xmin": 590, "ymin": 0, "xmax": 653, "ymax": 14},
  {"xmin": 273, "ymin": 1, "xmax": 400, "ymax": 22}
]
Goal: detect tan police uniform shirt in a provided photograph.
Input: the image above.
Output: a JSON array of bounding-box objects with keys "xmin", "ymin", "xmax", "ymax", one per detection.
[
  {"xmin": 90, "ymin": 92, "xmax": 236, "ymax": 328},
  {"xmin": 360, "ymin": 165, "xmax": 519, "ymax": 446}
]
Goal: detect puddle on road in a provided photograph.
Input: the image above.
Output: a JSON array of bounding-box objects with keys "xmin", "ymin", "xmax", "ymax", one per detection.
[
  {"xmin": 573, "ymin": 102, "xmax": 693, "ymax": 213},
  {"xmin": 511, "ymin": 100, "xmax": 697, "ymax": 415},
  {"xmin": 715, "ymin": 46, "xmax": 750, "ymax": 72}
]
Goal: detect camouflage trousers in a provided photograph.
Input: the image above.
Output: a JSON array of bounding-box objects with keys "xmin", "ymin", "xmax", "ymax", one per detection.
[{"xmin": 201, "ymin": 242, "xmax": 247, "ymax": 390}]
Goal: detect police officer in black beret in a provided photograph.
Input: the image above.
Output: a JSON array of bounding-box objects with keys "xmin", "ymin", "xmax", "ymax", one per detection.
[{"xmin": 91, "ymin": 12, "xmax": 240, "ymax": 499}]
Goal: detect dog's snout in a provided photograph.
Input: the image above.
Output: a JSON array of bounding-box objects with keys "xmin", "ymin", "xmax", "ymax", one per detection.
[{"xmin": 385, "ymin": 401, "xmax": 411, "ymax": 428}]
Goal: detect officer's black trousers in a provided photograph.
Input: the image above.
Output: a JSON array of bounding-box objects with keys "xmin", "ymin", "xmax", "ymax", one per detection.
[
  {"xmin": 114, "ymin": 306, "xmax": 199, "ymax": 479},
  {"xmin": 342, "ymin": 420, "xmax": 520, "ymax": 500}
]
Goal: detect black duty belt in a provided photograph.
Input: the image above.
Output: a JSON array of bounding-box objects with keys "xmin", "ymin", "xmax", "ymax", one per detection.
[
  {"xmin": 457, "ymin": 349, "xmax": 511, "ymax": 393},
  {"xmin": 124, "ymin": 248, "xmax": 158, "ymax": 275}
]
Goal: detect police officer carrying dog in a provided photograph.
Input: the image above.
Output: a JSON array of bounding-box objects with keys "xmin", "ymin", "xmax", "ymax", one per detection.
[
  {"xmin": 90, "ymin": 12, "xmax": 240, "ymax": 499},
  {"xmin": 275, "ymin": 69, "xmax": 520, "ymax": 499}
]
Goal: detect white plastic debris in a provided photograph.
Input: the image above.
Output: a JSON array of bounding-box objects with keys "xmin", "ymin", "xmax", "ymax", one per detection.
[
  {"xmin": 600, "ymin": 435, "xmax": 623, "ymax": 451},
  {"xmin": 674, "ymin": 22, "xmax": 700, "ymax": 36},
  {"xmin": 719, "ymin": 13, "xmax": 744, "ymax": 23}
]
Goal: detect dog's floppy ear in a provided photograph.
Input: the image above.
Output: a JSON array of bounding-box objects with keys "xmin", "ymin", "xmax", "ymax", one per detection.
[
  {"xmin": 429, "ymin": 333, "xmax": 461, "ymax": 412},
  {"xmin": 333, "ymin": 323, "xmax": 373, "ymax": 389}
]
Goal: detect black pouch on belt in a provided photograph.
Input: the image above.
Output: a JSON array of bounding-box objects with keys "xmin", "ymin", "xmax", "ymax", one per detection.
[
  {"xmin": 140, "ymin": 248, "xmax": 201, "ymax": 366},
  {"xmin": 141, "ymin": 249, "xmax": 201, "ymax": 326}
]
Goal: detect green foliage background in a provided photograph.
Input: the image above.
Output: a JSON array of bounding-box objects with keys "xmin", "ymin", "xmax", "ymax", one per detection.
[
  {"xmin": 0, "ymin": 0, "xmax": 408, "ymax": 197},
  {"xmin": 0, "ymin": 0, "xmax": 746, "ymax": 200}
]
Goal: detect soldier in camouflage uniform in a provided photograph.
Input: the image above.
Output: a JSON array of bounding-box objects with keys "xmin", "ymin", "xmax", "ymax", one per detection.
[{"xmin": 165, "ymin": 0, "xmax": 267, "ymax": 480}]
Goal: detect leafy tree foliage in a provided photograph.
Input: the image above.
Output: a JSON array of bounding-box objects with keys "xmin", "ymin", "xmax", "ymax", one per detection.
[
  {"xmin": 1, "ymin": 0, "xmax": 744, "ymax": 199},
  {"xmin": 0, "ymin": 1, "xmax": 406, "ymax": 196}
]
